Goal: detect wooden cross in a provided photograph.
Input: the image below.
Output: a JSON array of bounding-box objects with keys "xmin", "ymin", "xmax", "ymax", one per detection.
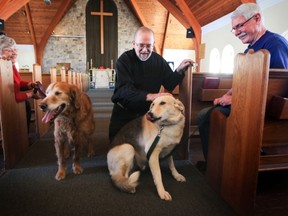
[{"xmin": 91, "ymin": 0, "xmax": 113, "ymax": 54}]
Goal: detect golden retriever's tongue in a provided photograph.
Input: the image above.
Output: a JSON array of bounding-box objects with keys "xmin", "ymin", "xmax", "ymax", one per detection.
[
  {"xmin": 42, "ymin": 110, "xmax": 56, "ymax": 123},
  {"xmin": 146, "ymin": 113, "xmax": 152, "ymax": 120}
]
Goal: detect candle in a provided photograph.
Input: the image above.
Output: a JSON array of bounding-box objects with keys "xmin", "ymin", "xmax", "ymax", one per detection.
[
  {"xmin": 90, "ymin": 58, "xmax": 93, "ymax": 69},
  {"xmin": 111, "ymin": 59, "xmax": 113, "ymax": 69}
]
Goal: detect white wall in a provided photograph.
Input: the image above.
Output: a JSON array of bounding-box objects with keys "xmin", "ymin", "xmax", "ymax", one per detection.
[
  {"xmin": 200, "ymin": 0, "xmax": 288, "ymax": 72},
  {"xmin": 163, "ymin": 49, "xmax": 196, "ymax": 71},
  {"xmin": 16, "ymin": 45, "xmax": 35, "ymax": 72}
]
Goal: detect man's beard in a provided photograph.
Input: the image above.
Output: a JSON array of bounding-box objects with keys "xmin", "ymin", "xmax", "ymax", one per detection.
[{"xmin": 138, "ymin": 52, "xmax": 152, "ymax": 61}]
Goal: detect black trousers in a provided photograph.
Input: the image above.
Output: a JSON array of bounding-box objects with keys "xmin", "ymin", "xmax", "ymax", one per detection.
[
  {"xmin": 196, "ymin": 105, "xmax": 231, "ymax": 160},
  {"xmin": 25, "ymin": 100, "xmax": 31, "ymax": 133},
  {"xmin": 109, "ymin": 104, "xmax": 143, "ymax": 143}
]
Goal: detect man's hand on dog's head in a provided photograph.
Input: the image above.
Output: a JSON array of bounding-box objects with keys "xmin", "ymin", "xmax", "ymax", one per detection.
[{"xmin": 146, "ymin": 92, "xmax": 173, "ymax": 101}]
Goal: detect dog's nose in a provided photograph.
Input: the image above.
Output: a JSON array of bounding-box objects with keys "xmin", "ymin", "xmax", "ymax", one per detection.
[
  {"xmin": 147, "ymin": 111, "xmax": 154, "ymax": 118},
  {"xmin": 39, "ymin": 103, "xmax": 47, "ymax": 111}
]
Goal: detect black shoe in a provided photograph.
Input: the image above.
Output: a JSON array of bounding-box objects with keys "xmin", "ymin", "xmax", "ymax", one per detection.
[{"xmin": 196, "ymin": 161, "xmax": 207, "ymax": 172}]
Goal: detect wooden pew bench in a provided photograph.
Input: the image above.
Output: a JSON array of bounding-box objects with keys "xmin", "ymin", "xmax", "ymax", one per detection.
[
  {"xmin": 0, "ymin": 60, "xmax": 29, "ymax": 168},
  {"xmin": 206, "ymin": 50, "xmax": 288, "ymax": 216}
]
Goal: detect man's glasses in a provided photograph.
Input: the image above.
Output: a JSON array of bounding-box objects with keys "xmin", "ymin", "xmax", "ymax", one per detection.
[
  {"xmin": 135, "ymin": 43, "xmax": 153, "ymax": 50},
  {"xmin": 231, "ymin": 15, "xmax": 256, "ymax": 33}
]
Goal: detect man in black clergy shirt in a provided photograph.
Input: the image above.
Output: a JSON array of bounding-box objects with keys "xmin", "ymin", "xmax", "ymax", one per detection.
[{"xmin": 109, "ymin": 26, "xmax": 194, "ymax": 142}]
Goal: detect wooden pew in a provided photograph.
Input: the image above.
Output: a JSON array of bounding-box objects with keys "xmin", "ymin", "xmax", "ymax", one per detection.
[
  {"xmin": 0, "ymin": 60, "xmax": 29, "ymax": 168},
  {"xmin": 178, "ymin": 66, "xmax": 193, "ymax": 159},
  {"xmin": 206, "ymin": 49, "xmax": 288, "ymax": 215}
]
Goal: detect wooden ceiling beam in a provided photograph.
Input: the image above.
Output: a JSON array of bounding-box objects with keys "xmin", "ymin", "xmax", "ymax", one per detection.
[
  {"xmin": 130, "ymin": 0, "xmax": 160, "ymax": 54},
  {"xmin": 157, "ymin": 0, "xmax": 190, "ymax": 29},
  {"xmin": 241, "ymin": 0, "xmax": 256, "ymax": 2},
  {"xmin": 36, "ymin": 0, "xmax": 76, "ymax": 64},
  {"xmin": 0, "ymin": 0, "xmax": 30, "ymax": 20},
  {"xmin": 161, "ymin": 12, "xmax": 170, "ymax": 56},
  {"xmin": 175, "ymin": 0, "xmax": 201, "ymax": 43},
  {"xmin": 175, "ymin": 0, "xmax": 202, "ymax": 71},
  {"xmin": 25, "ymin": 3, "xmax": 37, "ymax": 62}
]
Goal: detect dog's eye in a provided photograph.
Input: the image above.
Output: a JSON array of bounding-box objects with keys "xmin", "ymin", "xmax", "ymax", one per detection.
[
  {"xmin": 55, "ymin": 91, "xmax": 61, "ymax": 96},
  {"xmin": 160, "ymin": 101, "xmax": 166, "ymax": 105}
]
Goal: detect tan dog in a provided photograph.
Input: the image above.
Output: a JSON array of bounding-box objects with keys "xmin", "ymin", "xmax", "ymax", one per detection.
[
  {"xmin": 107, "ymin": 95, "xmax": 186, "ymax": 200},
  {"xmin": 40, "ymin": 82, "xmax": 95, "ymax": 180}
]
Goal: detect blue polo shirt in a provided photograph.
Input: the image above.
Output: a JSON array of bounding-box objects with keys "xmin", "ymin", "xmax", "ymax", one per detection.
[{"xmin": 245, "ymin": 30, "xmax": 288, "ymax": 69}]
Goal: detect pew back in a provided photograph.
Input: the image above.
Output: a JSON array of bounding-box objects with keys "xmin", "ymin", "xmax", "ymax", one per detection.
[
  {"xmin": 0, "ymin": 60, "xmax": 29, "ymax": 168},
  {"xmin": 207, "ymin": 49, "xmax": 271, "ymax": 215}
]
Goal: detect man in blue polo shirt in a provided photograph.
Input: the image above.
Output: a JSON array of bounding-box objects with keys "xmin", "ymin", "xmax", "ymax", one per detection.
[{"xmin": 196, "ymin": 3, "xmax": 288, "ymax": 170}]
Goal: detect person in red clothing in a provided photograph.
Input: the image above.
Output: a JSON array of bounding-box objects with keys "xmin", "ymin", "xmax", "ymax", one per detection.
[{"xmin": 0, "ymin": 35, "xmax": 40, "ymax": 132}]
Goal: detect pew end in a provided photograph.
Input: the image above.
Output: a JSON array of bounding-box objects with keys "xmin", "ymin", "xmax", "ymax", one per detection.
[
  {"xmin": 206, "ymin": 49, "xmax": 288, "ymax": 215},
  {"xmin": 0, "ymin": 60, "xmax": 29, "ymax": 168}
]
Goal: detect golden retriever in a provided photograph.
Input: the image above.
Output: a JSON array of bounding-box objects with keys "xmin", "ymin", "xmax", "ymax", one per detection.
[
  {"xmin": 40, "ymin": 82, "xmax": 95, "ymax": 180},
  {"xmin": 107, "ymin": 95, "xmax": 186, "ymax": 200}
]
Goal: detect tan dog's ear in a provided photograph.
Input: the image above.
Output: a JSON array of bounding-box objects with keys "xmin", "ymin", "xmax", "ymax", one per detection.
[
  {"xmin": 174, "ymin": 99, "xmax": 185, "ymax": 114},
  {"xmin": 69, "ymin": 85, "xmax": 81, "ymax": 109}
]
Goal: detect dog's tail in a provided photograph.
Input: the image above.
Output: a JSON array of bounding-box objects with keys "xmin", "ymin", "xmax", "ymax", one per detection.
[
  {"xmin": 107, "ymin": 144, "xmax": 141, "ymax": 193},
  {"xmin": 111, "ymin": 171, "xmax": 140, "ymax": 193}
]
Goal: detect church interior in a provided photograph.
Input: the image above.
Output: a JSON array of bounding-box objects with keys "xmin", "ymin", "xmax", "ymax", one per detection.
[{"xmin": 0, "ymin": 0, "xmax": 288, "ymax": 215}]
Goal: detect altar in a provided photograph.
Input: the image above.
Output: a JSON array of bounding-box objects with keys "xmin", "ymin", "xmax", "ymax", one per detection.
[{"xmin": 90, "ymin": 68, "xmax": 115, "ymax": 89}]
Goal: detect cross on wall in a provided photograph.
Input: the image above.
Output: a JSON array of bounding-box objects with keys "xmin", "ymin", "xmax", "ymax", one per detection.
[{"xmin": 91, "ymin": 0, "xmax": 113, "ymax": 54}]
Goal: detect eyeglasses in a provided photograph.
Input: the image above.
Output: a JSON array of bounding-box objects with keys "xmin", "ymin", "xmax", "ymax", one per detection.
[
  {"xmin": 135, "ymin": 43, "xmax": 153, "ymax": 50},
  {"xmin": 231, "ymin": 15, "xmax": 256, "ymax": 33},
  {"xmin": 2, "ymin": 47, "xmax": 17, "ymax": 52}
]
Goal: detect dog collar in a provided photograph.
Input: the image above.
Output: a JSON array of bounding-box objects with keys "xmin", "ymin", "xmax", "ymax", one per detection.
[{"xmin": 146, "ymin": 125, "xmax": 164, "ymax": 161}]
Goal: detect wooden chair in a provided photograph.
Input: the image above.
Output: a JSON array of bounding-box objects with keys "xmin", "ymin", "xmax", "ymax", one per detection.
[
  {"xmin": 0, "ymin": 60, "xmax": 29, "ymax": 168},
  {"xmin": 206, "ymin": 49, "xmax": 288, "ymax": 215}
]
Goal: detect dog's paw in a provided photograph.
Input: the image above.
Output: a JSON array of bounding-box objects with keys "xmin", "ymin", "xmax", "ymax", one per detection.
[
  {"xmin": 159, "ymin": 190, "xmax": 172, "ymax": 201},
  {"xmin": 174, "ymin": 174, "xmax": 186, "ymax": 182},
  {"xmin": 55, "ymin": 170, "xmax": 66, "ymax": 180},
  {"xmin": 72, "ymin": 164, "xmax": 83, "ymax": 175}
]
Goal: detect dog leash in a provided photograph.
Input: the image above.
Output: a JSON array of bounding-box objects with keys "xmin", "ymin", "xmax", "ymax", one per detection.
[
  {"xmin": 146, "ymin": 125, "xmax": 164, "ymax": 161},
  {"xmin": 157, "ymin": 126, "xmax": 199, "ymax": 160}
]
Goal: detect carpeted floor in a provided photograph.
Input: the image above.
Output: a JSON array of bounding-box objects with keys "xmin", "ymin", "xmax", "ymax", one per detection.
[{"xmin": 0, "ymin": 135, "xmax": 236, "ymax": 216}]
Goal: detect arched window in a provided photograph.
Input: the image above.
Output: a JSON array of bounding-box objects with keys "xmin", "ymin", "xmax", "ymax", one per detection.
[
  {"xmin": 221, "ymin": 44, "xmax": 234, "ymax": 74},
  {"xmin": 209, "ymin": 48, "xmax": 220, "ymax": 73}
]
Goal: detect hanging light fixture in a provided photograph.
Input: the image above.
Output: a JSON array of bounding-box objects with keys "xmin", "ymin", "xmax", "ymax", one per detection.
[{"xmin": 44, "ymin": 0, "xmax": 51, "ymax": 6}]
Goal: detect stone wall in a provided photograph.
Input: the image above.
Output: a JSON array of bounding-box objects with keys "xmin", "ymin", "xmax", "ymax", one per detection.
[{"xmin": 42, "ymin": 0, "xmax": 140, "ymax": 73}]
